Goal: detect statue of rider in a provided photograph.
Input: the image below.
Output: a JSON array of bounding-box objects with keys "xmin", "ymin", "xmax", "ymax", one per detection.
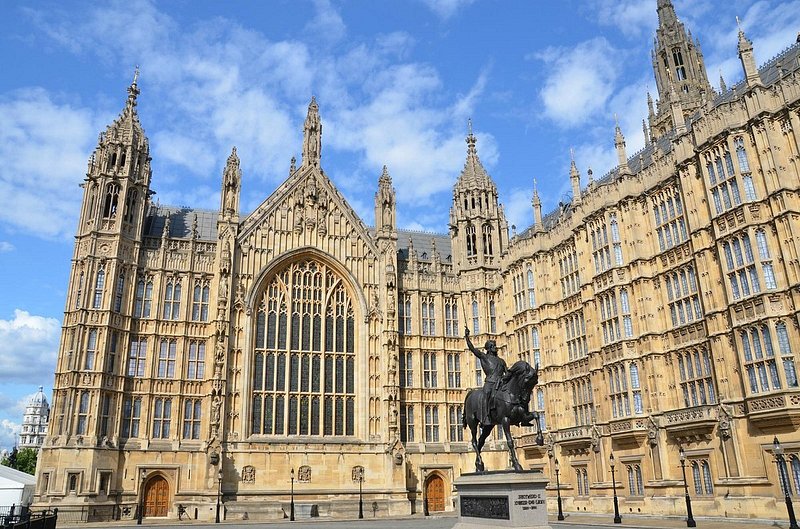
[{"xmin": 465, "ymin": 326, "xmax": 507, "ymax": 425}]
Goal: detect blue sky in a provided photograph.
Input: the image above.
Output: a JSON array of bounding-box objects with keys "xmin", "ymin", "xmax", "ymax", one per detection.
[{"xmin": 0, "ymin": 0, "xmax": 798, "ymax": 450}]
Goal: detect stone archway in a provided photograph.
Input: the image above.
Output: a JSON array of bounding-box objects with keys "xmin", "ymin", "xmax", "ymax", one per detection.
[
  {"xmin": 143, "ymin": 475, "xmax": 169, "ymax": 517},
  {"xmin": 424, "ymin": 474, "xmax": 446, "ymax": 514}
]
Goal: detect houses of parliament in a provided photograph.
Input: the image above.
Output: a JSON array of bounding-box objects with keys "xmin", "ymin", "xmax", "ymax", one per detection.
[{"xmin": 33, "ymin": 0, "xmax": 800, "ymax": 522}]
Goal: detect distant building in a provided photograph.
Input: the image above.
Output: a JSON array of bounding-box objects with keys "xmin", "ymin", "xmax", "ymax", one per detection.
[
  {"xmin": 18, "ymin": 387, "xmax": 49, "ymax": 450},
  {"xmin": 33, "ymin": 0, "xmax": 800, "ymax": 522}
]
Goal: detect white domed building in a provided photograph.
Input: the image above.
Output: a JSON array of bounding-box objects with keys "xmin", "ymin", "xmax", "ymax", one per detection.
[{"xmin": 19, "ymin": 387, "xmax": 49, "ymax": 450}]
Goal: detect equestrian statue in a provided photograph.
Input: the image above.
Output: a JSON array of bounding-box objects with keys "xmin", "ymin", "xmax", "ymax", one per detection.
[{"xmin": 462, "ymin": 327, "xmax": 544, "ymax": 472}]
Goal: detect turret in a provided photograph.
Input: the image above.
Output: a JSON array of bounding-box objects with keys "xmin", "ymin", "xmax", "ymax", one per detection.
[
  {"xmin": 570, "ymin": 152, "xmax": 581, "ymax": 204},
  {"xmin": 738, "ymin": 21, "xmax": 762, "ymax": 88},
  {"xmin": 449, "ymin": 120, "xmax": 507, "ymax": 271},
  {"xmin": 302, "ymin": 97, "xmax": 322, "ymax": 168},
  {"xmin": 375, "ymin": 165, "xmax": 396, "ymax": 236},
  {"xmin": 532, "ymin": 179, "xmax": 542, "ymax": 230},
  {"xmin": 220, "ymin": 147, "xmax": 241, "ymax": 221},
  {"xmin": 649, "ymin": 0, "xmax": 712, "ymax": 139},
  {"xmin": 78, "ymin": 68, "xmax": 151, "ymax": 239},
  {"xmin": 614, "ymin": 121, "xmax": 630, "ymax": 176}
]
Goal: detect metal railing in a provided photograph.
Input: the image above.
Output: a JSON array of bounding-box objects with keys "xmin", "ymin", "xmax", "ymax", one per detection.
[{"xmin": 0, "ymin": 506, "xmax": 57, "ymax": 529}]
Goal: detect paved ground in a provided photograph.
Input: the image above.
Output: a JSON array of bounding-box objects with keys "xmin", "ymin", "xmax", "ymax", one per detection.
[{"xmin": 74, "ymin": 512, "xmax": 793, "ymax": 529}]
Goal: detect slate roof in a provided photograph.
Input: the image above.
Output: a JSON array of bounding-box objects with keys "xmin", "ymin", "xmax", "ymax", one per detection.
[{"xmin": 143, "ymin": 205, "xmax": 218, "ymax": 241}]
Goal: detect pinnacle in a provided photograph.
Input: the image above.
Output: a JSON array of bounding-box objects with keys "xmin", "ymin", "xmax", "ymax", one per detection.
[{"xmin": 456, "ymin": 124, "xmax": 495, "ymax": 191}]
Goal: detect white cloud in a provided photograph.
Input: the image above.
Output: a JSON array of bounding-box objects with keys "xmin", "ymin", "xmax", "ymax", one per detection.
[
  {"xmin": 0, "ymin": 89, "xmax": 99, "ymax": 239},
  {"xmin": 419, "ymin": 0, "xmax": 477, "ymax": 19},
  {"xmin": 592, "ymin": 0, "xmax": 656, "ymax": 38},
  {"xmin": 0, "ymin": 420, "xmax": 21, "ymax": 452},
  {"xmin": 536, "ymin": 38, "xmax": 624, "ymax": 128},
  {"xmin": 18, "ymin": 0, "xmax": 495, "ymax": 235},
  {"xmin": 504, "ymin": 188, "xmax": 534, "ymax": 234},
  {"xmin": 305, "ymin": 0, "xmax": 346, "ymax": 44},
  {"xmin": 0, "ymin": 310, "xmax": 60, "ymax": 385},
  {"xmin": 0, "ymin": 242, "xmax": 14, "ymax": 252}
]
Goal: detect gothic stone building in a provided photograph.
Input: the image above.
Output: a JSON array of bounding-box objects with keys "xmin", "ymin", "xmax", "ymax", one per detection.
[{"xmin": 34, "ymin": 0, "xmax": 800, "ymax": 521}]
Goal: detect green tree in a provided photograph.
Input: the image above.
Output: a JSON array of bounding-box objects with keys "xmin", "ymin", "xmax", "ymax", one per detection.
[{"xmin": 0, "ymin": 447, "xmax": 37, "ymax": 475}]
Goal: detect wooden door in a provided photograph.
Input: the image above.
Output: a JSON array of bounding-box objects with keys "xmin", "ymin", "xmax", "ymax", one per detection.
[
  {"xmin": 144, "ymin": 476, "xmax": 169, "ymax": 517},
  {"xmin": 425, "ymin": 474, "xmax": 445, "ymax": 513}
]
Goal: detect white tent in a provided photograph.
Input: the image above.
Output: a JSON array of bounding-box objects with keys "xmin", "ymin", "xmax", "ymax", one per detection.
[{"xmin": 0, "ymin": 466, "xmax": 36, "ymax": 507}]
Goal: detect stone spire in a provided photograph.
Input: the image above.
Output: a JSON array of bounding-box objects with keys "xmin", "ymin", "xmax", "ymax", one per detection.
[
  {"xmin": 302, "ymin": 96, "xmax": 322, "ymax": 168},
  {"xmin": 77, "ymin": 67, "xmax": 152, "ymax": 235},
  {"xmin": 570, "ymin": 149, "xmax": 581, "ymax": 204},
  {"xmin": 656, "ymin": 0, "xmax": 678, "ymax": 27},
  {"xmin": 449, "ymin": 119, "xmax": 507, "ymax": 271},
  {"xmin": 737, "ymin": 19, "xmax": 762, "ymax": 88},
  {"xmin": 455, "ymin": 119, "xmax": 496, "ymax": 192},
  {"xmin": 719, "ymin": 70, "xmax": 727, "ymax": 93},
  {"xmin": 220, "ymin": 146, "xmax": 241, "ymax": 219},
  {"xmin": 532, "ymin": 178, "xmax": 542, "ymax": 229},
  {"xmin": 614, "ymin": 120, "xmax": 630, "ymax": 176},
  {"xmin": 375, "ymin": 165, "xmax": 396, "ymax": 235},
  {"xmin": 650, "ymin": 0, "xmax": 711, "ymax": 139},
  {"xmin": 642, "ymin": 119, "xmax": 651, "ymax": 146}
]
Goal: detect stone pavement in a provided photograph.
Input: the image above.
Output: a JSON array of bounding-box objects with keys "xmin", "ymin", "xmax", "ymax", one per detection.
[
  {"xmin": 71, "ymin": 511, "xmax": 792, "ymax": 529},
  {"xmin": 554, "ymin": 512, "xmax": 788, "ymax": 528}
]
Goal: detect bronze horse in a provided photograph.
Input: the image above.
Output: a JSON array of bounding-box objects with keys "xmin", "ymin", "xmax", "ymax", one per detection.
[{"xmin": 462, "ymin": 360, "xmax": 544, "ymax": 472}]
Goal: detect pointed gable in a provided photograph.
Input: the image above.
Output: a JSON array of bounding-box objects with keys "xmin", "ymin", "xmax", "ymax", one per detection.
[{"xmin": 239, "ymin": 100, "xmax": 378, "ymax": 260}]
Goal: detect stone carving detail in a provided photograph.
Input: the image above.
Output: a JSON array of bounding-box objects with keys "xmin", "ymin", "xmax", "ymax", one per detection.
[
  {"xmin": 293, "ymin": 174, "xmax": 329, "ymax": 235},
  {"xmin": 241, "ymin": 465, "xmax": 256, "ymax": 484},
  {"xmin": 460, "ymin": 496, "xmax": 510, "ymax": 520},
  {"xmin": 648, "ymin": 417, "xmax": 659, "ymax": 447},
  {"xmin": 748, "ymin": 395, "xmax": 786, "ymax": 411},
  {"xmin": 352, "ymin": 465, "xmax": 365, "ymax": 482},
  {"xmin": 298, "ymin": 465, "xmax": 311, "ymax": 483},
  {"xmin": 718, "ymin": 404, "xmax": 733, "ymax": 440}
]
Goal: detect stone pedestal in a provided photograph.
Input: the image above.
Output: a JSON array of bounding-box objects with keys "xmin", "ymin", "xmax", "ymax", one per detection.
[{"xmin": 453, "ymin": 471, "xmax": 551, "ymax": 529}]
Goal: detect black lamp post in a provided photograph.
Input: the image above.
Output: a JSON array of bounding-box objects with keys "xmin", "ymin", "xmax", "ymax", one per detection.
[
  {"xmin": 554, "ymin": 458, "xmax": 564, "ymax": 521},
  {"xmin": 215, "ymin": 469, "xmax": 222, "ymax": 524},
  {"xmin": 290, "ymin": 468, "xmax": 295, "ymax": 521},
  {"xmin": 610, "ymin": 453, "xmax": 621, "ymax": 524},
  {"xmin": 774, "ymin": 437, "xmax": 800, "ymax": 529},
  {"xmin": 678, "ymin": 447, "xmax": 697, "ymax": 528},
  {"xmin": 358, "ymin": 470, "xmax": 364, "ymax": 519},
  {"xmin": 137, "ymin": 469, "xmax": 146, "ymax": 525}
]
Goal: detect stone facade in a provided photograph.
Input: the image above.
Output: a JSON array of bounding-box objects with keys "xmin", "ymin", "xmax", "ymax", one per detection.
[{"xmin": 34, "ymin": 0, "xmax": 800, "ymax": 522}]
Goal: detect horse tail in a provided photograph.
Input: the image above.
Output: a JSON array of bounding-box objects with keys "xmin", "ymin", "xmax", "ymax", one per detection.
[{"xmin": 462, "ymin": 389, "xmax": 472, "ymax": 428}]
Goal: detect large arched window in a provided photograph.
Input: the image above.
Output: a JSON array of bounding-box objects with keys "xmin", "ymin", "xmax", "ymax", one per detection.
[{"xmin": 251, "ymin": 259, "xmax": 356, "ymax": 437}]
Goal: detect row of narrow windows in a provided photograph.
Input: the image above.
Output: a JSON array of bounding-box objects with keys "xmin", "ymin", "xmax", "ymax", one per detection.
[
  {"xmin": 86, "ymin": 183, "xmax": 138, "ymax": 223},
  {"xmin": 75, "ymin": 272, "xmax": 210, "ymax": 322}
]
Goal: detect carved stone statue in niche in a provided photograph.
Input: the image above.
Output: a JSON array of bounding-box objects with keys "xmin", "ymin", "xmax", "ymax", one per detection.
[
  {"xmin": 219, "ymin": 275, "xmax": 229, "ymax": 302},
  {"xmin": 213, "ymin": 341, "xmax": 225, "ymax": 379}
]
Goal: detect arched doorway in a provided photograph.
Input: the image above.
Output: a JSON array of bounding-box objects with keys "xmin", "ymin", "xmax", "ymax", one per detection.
[
  {"xmin": 425, "ymin": 474, "xmax": 445, "ymax": 514},
  {"xmin": 143, "ymin": 476, "xmax": 169, "ymax": 517}
]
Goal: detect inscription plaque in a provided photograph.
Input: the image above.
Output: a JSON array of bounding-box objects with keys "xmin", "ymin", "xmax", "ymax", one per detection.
[{"xmin": 460, "ymin": 495, "xmax": 510, "ymax": 520}]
